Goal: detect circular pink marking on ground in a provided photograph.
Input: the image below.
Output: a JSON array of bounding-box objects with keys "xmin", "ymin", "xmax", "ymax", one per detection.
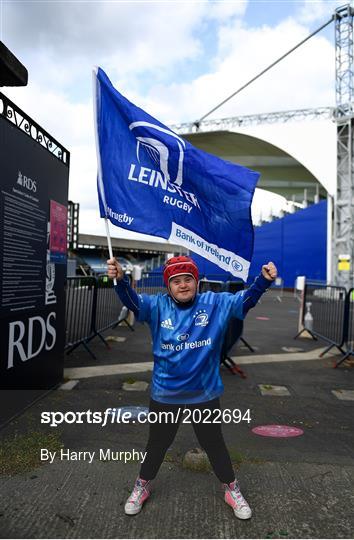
[
  {"xmin": 256, "ymin": 316, "xmax": 270, "ymax": 320},
  {"xmin": 252, "ymin": 425, "xmax": 304, "ymax": 437}
]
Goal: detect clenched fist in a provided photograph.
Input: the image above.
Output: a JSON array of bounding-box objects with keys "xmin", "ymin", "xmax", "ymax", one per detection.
[
  {"xmin": 107, "ymin": 258, "xmax": 124, "ymax": 281},
  {"xmin": 261, "ymin": 261, "xmax": 277, "ymax": 281}
]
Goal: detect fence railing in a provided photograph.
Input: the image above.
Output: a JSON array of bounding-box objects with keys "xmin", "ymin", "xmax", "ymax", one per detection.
[
  {"xmin": 199, "ymin": 279, "xmax": 224, "ymax": 293},
  {"xmin": 135, "ymin": 272, "xmax": 165, "ymax": 295},
  {"xmin": 65, "ymin": 274, "xmax": 249, "ymax": 359},
  {"xmin": 65, "ymin": 275, "xmax": 133, "ymax": 359},
  {"xmin": 135, "ymin": 275, "xmax": 354, "ymax": 368},
  {"xmin": 336, "ymin": 288, "xmax": 354, "ymax": 367},
  {"xmin": 135, "ymin": 273, "xmax": 248, "ymax": 295},
  {"xmin": 65, "ymin": 274, "xmax": 354, "ymax": 368},
  {"xmin": 65, "ymin": 277, "xmax": 96, "ymax": 356},
  {"xmin": 295, "ymin": 281, "xmax": 353, "ymax": 367},
  {"xmin": 65, "ymin": 274, "xmax": 255, "ymax": 372},
  {"xmin": 93, "ymin": 275, "xmax": 131, "ymax": 335}
]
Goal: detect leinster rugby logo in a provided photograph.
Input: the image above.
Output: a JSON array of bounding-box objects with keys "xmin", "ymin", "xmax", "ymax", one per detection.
[
  {"xmin": 129, "ymin": 121, "xmax": 186, "ymax": 187},
  {"xmin": 232, "ymin": 260, "xmax": 243, "ymax": 272},
  {"xmin": 177, "ymin": 333, "xmax": 189, "ymax": 342},
  {"xmin": 193, "ymin": 309, "xmax": 209, "ymax": 327}
]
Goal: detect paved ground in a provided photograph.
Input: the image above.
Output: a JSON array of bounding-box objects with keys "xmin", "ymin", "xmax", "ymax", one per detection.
[{"xmin": 1, "ymin": 291, "xmax": 354, "ymax": 539}]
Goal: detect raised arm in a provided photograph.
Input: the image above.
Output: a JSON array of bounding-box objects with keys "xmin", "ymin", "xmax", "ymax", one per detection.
[
  {"xmin": 242, "ymin": 262, "xmax": 277, "ymax": 316},
  {"xmin": 107, "ymin": 258, "xmax": 139, "ymax": 316}
]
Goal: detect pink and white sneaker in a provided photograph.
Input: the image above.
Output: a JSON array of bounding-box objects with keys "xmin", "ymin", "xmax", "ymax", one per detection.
[
  {"xmin": 124, "ymin": 478, "xmax": 151, "ymax": 515},
  {"xmin": 223, "ymin": 479, "xmax": 252, "ymax": 520}
]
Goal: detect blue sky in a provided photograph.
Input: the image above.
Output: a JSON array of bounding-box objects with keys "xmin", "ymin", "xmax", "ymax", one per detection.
[
  {"xmin": 2, "ymin": 0, "xmax": 339, "ymax": 109},
  {"xmin": 150, "ymin": 0, "xmax": 336, "ymax": 111},
  {"xmin": 246, "ymin": 0, "xmax": 327, "ymax": 26}
]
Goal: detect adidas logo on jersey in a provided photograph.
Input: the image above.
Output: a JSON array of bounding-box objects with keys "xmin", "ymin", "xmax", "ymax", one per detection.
[{"xmin": 161, "ymin": 318, "xmax": 174, "ymax": 330}]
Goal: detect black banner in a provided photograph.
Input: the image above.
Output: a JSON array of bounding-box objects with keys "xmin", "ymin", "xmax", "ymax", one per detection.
[{"xmin": 0, "ymin": 113, "xmax": 69, "ymax": 423}]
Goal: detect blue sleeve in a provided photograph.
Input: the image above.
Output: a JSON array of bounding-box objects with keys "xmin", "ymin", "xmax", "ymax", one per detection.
[
  {"xmin": 114, "ymin": 277, "xmax": 157, "ymax": 322},
  {"xmin": 218, "ymin": 274, "xmax": 273, "ymax": 320},
  {"xmin": 114, "ymin": 276, "xmax": 140, "ymax": 316},
  {"xmin": 242, "ymin": 274, "xmax": 272, "ymax": 316},
  {"xmin": 136, "ymin": 293, "xmax": 156, "ymax": 324},
  {"xmin": 217, "ymin": 290, "xmax": 245, "ymax": 320}
]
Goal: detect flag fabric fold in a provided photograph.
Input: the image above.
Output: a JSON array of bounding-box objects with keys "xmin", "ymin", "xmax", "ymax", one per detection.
[{"xmin": 93, "ymin": 67, "xmax": 260, "ymax": 281}]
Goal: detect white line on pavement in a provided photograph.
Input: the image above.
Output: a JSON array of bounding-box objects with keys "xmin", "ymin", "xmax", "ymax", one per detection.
[
  {"xmin": 65, "ymin": 362, "xmax": 154, "ymax": 379},
  {"xmin": 64, "ymin": 347, "xmax": 338, "ymax": 380},
  {"xmin": 230, "ymin": 347, "xmax": 338, "ymax": 365}
]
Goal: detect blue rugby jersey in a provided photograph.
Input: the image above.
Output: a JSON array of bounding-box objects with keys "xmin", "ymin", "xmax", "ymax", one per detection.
[{"xmin": 115, "ymin": 275, "xmax": 271, "ymax": 404}]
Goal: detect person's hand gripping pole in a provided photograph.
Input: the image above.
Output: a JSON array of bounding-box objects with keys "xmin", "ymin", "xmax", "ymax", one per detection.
[{"xmin": 107, "ymin": 257, "xmax": 124, "ymax": 283}]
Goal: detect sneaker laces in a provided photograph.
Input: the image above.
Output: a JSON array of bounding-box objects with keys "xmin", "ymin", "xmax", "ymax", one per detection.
[
  {"xmin": 226, "ymin": 481, "xmax": 249, "ymax": 509},
  {"xmin": 128, "ymin": 480, "xmax": 147, "ymax": 504}
]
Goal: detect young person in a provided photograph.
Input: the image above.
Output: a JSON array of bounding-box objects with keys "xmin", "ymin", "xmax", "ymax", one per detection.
[{"xmin": 107, "ymin": 255, "xmax": 277, "ymax": 520}]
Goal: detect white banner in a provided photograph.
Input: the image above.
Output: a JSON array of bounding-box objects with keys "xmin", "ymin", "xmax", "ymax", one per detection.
[{"xmin": 168, "ymin": 222, "xmax": 250, "ymax": 280}]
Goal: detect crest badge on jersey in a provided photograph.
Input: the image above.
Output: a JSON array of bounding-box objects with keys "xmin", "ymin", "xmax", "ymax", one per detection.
[{"xmin": 193, "ymin": 309, "xmax": 209, "ymax": 327}]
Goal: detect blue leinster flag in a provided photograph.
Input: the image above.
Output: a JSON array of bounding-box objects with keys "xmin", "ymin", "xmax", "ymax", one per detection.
[{"xmin": 93, "ymin": 67, "xmax": 260, "ymax": 281}]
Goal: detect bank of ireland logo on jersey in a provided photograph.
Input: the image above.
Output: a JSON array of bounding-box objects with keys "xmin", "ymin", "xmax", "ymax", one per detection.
[
  {"xmin": 193, "ymin": 309, "xmax": 209, "ymax": 327},
  {"xmin": 129, "ymin": 121, "xmax": 186, "ymax": 187}
]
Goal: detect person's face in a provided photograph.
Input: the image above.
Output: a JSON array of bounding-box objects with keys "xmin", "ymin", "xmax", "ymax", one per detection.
[{"xmin": 169, "ymin": 274, "xmax": 197, "ymax": 303}]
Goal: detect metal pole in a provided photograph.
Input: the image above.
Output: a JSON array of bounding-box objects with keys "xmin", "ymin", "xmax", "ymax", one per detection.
[
  {"xmin": 333, "ymin": 5, "xmax": 354, "ymax": 290},
  {"xmin": 105, "ymin": 218, "xmax": 117, "ymax": 286}
]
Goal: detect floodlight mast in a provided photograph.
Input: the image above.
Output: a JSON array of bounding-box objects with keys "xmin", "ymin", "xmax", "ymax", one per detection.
[{"xmin": 333, "ymin": 4, "xmax": 354, "ymax": 290}]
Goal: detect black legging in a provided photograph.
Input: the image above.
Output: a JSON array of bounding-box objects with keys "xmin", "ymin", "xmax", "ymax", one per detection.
[{"xmin": 140, "ymin": 397, "xmax": 235, "ymax": 484}]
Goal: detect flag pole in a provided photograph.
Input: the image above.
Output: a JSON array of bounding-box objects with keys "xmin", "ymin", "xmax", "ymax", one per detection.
[
  {"xmin": 92, "ymin": 66, "xmax": 117, "ymax": 286},
  {"xmin": 105, "ymin": 217, "xmax": 117, "ymax": 286}
]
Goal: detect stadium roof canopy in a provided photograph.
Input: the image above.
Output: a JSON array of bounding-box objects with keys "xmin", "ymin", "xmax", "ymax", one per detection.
[
  {"xmin": 78, "ymin": 233, "xmax": 186, "ymax": 254},
  {"xmin": 181, "ymin": 119, "xmax": 336, "ymax": 202}
]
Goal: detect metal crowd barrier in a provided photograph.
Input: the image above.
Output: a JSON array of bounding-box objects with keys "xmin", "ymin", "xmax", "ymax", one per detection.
[
  {"xmin": 295, "ymin": 281, "xmax": 347, "ymax": 360},
  {"xmin": 221, "ymin": 317, "xmax": 247, "ymax": 378},
  {"xmin": 198, "ymin": 278, "xmax": 254, "ymax": 375},
  {"xmin": 199, "ymin": 279, "xmax": 224, "ymax": 293},
  {"xmin": 220, "ymin": 279, "xmax": 255, "ymax": 376},
  {"xmin": 64, "ymin": 274, "xmax": 256, "ymax": 370},
  {"xmin": 65, "ymin": 275, "xmax": 133, "ymax": 359},
  {"xmin": 65, "ymin": 277, "xmax": 96, "ymax": 357},
  {"xmin": 88, "ymin": 275, "xmax": 134, "ymax": 348},
  {"xmin": 135, "ymin": 273, "xmax": 253, "ymax": 375},
  {"xmin": 135, "ymin": 272, "xmax": 165, "ymax": 295},
  {"xmin": 136, "ymin": 273, "xmax": 247, "ymax": 295},
  {"xmin": 199, "ymin": 273, "xmax": 230, "ymax": 282},
  {"xmin": 335, "ymin": 288, "xmax": 354, "ymax": 367},
  {"xmin": 224, "ymin": 280, "xmax": 245, "ymax": 294}
]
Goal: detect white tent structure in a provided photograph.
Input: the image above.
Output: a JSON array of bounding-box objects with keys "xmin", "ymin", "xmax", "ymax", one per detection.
[{"xmin": 178, "ymin": 116, "xmax": 336, "ymax": 281}]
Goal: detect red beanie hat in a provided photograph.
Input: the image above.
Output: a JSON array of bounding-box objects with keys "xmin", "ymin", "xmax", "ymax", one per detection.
[{"xmin": 163, "ymin": 256, "xmax": 199, "ymax": 287}]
